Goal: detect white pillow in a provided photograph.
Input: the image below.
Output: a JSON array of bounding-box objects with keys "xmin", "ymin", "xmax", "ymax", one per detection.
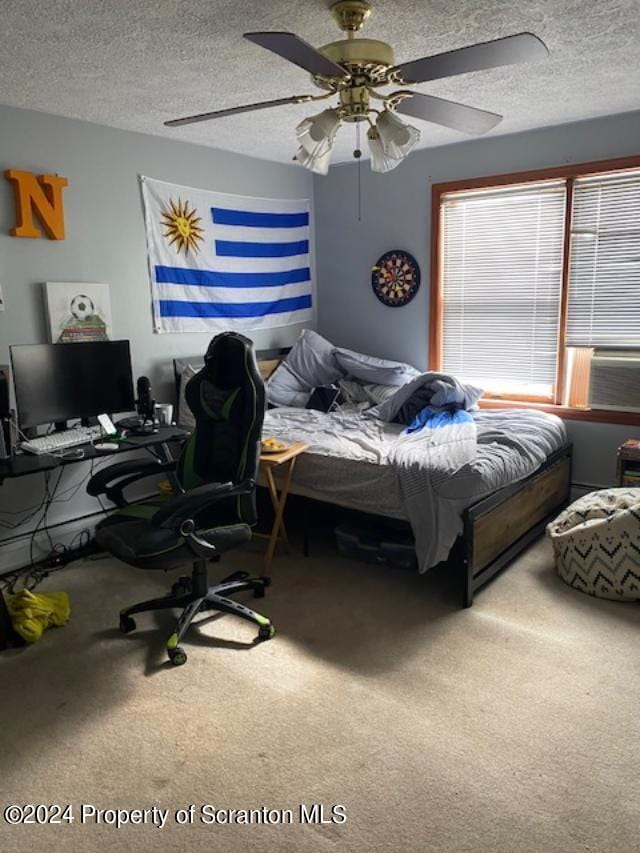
[
  {"xmin": 177, "ymin": 364, "xmax": 199, "ymax": 431},
  {"xmin": 338, "ymin": 378, "xmax": 370, "ymax": 405}
]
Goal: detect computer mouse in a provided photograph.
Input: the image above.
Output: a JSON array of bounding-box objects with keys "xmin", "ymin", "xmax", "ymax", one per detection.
[{"xmin": 93, "ymin": 442, "xmax": 120, "ymax": 451}]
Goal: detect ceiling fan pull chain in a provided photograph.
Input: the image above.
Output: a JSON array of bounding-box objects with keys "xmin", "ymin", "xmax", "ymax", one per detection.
[{"xmin": 356, "ymin": 123, "xmax": 362, "ymax": 222}]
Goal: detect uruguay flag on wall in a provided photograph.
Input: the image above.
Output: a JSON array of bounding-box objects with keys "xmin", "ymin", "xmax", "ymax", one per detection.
[{"xmin": 141, "ymin": 176, "xmax": 313, "ymax": 333}]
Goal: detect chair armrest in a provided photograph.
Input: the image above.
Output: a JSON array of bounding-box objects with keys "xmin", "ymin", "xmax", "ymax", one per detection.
[
  {"xmin": 87, "ymin": 459, "xmax": 177, "ymax": 507},
  {"xmin": 152, "ymin": 479, "xmax": 255, "ymax": 530}
]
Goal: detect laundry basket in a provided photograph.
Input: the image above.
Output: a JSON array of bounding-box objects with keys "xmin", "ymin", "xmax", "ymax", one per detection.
[{"xmin": 547, "ymin": 488, "xmax": 640, "ymax": 601}]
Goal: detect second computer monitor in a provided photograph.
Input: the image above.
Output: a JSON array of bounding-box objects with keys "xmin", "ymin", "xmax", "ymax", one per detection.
[{"xmin": 10, "ymin": 340, "xmax": 135, "ymax": 429}]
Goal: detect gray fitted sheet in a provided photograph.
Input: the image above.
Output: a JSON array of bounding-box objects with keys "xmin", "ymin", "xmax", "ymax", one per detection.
[{"xmin": 261, "ymin": 406, "xmax": 567, "ymax": 522}]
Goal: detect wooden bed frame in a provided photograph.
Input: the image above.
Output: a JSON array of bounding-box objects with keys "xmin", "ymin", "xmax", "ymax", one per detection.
[
  {"xmin": 292, "ymin": 443, "xmax": 571, "ymax": 608},
  {"xmin": 455, "ymin": 443, "xmax": 571, "ymax": 606},
  {"xmin": 173, "ymin": 348, "xmax": 572, "ymax": 607}
]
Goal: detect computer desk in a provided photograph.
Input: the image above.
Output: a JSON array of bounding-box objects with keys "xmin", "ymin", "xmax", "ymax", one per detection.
[{"xmin": 0, "ymin": 425, "xmax": 188, "ymax": 649}]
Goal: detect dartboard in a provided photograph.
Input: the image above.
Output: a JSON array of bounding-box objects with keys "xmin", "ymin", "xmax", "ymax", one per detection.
[{"xmin": 371, "ymin": 250, "xmax": 421, "ymax": 307}]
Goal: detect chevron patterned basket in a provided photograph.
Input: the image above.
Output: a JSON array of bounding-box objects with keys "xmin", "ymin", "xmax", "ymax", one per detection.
[{"xmin": 547, "ymin": 488, "xmax": 640, "ymax": 601}]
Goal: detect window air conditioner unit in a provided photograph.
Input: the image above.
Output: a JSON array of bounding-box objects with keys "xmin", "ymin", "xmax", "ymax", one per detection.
[{"xmin": 589, "ymin": 350, "xmax": 640, "ymax": 412}]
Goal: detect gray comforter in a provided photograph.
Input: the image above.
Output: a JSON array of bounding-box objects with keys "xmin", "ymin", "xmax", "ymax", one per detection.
[{"xmin": 262, "ymin": 405, "xmax": 567, "ymax": 572}]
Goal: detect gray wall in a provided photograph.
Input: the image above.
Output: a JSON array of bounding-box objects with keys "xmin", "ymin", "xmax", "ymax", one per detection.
[
  {"xmin": 0, "ymin": 105, "xmax": 313, "ymax": 568},
  {"xmin": 314, "ymin": 109, "xmax": 640, "ymax": 487},
  {"xmin": 0, "ymin": 104, "xmax": 314, "ymax": 397}
]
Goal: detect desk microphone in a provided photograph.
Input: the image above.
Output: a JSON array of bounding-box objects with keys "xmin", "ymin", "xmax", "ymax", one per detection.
[
  {"xmin": 121, "ymin": 375, "xmax": 158, "ymax": 435},
  {"xmin": 136, "ymin": 376, "xmax": 155, "ymax": 420},
  {"xmin": 117, "ymin": 376, "xmax": 159, "ymax": 435}
]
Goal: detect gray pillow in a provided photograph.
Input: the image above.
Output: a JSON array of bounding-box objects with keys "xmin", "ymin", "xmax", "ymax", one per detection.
[
  {"xmin": 266, "ymin": 362, "xmax": 311, "ymax": 408},
  {"xmin": 174, "ymin": 356, "xmax": 203, "ymax": 376},
  {"xmin": 285, "ymin": 329, "xmax": 344, "ymax": 387},
  {"xmin": 334, "ymin": 347, "xmax": 420, "ymax": 387}
]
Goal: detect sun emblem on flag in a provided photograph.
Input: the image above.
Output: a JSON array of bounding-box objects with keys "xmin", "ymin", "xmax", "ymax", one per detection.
[{"xmin": 161, "ymin": 198, "xmax": 204, "ymax": 255}]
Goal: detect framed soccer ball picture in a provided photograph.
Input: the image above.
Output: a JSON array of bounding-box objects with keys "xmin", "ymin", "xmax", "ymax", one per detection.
[
  {"xmin": 44, "ymin": 281, "xmax": 113, "ymax": 343},
  {"xmin": 371, "ymin": 250, "xmax": 421, "ymax": 307}
]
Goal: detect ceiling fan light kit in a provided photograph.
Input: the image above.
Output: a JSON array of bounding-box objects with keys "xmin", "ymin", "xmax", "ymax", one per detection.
[
  {"xmin": 165, "ymin": 0, "xmax": 549, "ymax": 175},
  {"xmin": 295, "ymin": 108, "xmax": 342, "ymax": 175},
  {"xmin": 295, "ymin": 143, "xmax": 333, "ymax": 176},
  {"xmin": 376, "ymin": 110, "xmax": 421, "ymax": 160},
  {"xmin": 367, "ymin": 126, "xmax": 401, "ymax": 174}
]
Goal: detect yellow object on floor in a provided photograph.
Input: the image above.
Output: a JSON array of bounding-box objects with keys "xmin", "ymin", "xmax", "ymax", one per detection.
[
  {"xmin": 158, "ymin": 478, "xmax": 173, "ymax": 495},
  {"xmin": 7, "ymin": 589, "xmax": 71, "ymax": 644}
]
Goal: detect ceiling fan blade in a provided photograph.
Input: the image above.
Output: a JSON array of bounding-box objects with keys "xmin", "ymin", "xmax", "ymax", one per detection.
[
  {"xmin": 244, "ymin": 31, "xmax": 349, "ymax": 79},
  {"xmin": 395, "ymin": 92, "xmax": 502, "ymax": 134},
  {"xmin": 164, "ymin": 96, "xmax": 310, "ymax": 127},
  {"xmin": 391, "ymin": 32, "xmax": 548, "ymax": 84}
]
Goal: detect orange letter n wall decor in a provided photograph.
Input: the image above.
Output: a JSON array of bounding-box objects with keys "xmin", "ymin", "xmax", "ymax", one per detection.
[{"xmin": 4, "ymin": 170, "xmax": 69, "ymax": 240}]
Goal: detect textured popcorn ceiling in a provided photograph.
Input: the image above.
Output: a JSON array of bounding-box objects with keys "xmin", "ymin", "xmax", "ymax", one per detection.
[{"xmin": 2, "ymin": 0, "xmax": 640, "ymax": 165}]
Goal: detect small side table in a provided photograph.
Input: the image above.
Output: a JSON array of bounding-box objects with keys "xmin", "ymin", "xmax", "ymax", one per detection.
[
  {"xmin": 258, "ymin": 441, "xmax": 308, "ymax": 569},
  {"xmin": 617, "ymin": 439, "xmax": 640, "ymax": 486}
]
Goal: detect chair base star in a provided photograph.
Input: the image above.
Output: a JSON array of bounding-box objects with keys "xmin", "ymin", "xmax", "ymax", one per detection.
[{"xmin": 119, "ymin": 558, "xmax": 275, "ymax": 667}]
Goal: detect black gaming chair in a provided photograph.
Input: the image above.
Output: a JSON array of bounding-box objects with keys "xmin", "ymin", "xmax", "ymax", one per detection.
[{"xmin": 87, "ymin": 332, "xmax": 274, "ymax": 666}]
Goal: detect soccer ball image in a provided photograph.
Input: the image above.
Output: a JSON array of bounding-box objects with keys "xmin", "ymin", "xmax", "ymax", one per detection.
[
  {"xmin": 57, "ymin": 292, "xmax": 108, "ymax": 342},
  {"xmin": 70, "ymin": 294, "xmax": 95, "ymax": 322}
]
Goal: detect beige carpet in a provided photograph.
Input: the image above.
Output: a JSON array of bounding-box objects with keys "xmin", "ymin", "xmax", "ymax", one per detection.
[{"xmin": 1, "ymin": 534, "xmax": 639, "ymax": 853}]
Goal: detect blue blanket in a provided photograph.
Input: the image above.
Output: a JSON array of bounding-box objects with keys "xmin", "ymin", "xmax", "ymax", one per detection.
[{"xmin": 405, "ymin": 406, "xmax": 474, "ymax": 435}]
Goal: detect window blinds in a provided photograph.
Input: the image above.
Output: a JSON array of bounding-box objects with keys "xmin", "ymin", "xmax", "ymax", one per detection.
[
  {"xmin": 567, "ymin": 169, "xmax": 640, "ymax": 348},
  {"xmin": 440, "ymin": 181, "xmax": 566, "ymax": 397}
]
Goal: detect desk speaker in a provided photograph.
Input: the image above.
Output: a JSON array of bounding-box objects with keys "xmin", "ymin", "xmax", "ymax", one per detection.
[{"xmin": 0, "ymin": 365, "xmax": 12, "ymax": 459}]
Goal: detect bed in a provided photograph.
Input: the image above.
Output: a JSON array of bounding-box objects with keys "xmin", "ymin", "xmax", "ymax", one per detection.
[{"xmin": 173, "ymin": 341, "xmax": 571, "ymax": 606}]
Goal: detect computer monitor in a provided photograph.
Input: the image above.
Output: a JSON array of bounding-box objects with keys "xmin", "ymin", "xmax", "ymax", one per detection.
[{"xmin": 10, "ymin": 340, "xmax": 135, "ymax": 429}]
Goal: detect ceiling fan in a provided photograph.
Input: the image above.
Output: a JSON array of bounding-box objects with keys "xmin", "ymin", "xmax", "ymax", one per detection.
[{"xmin": 165, "ymin": 0, "xmax": 549, "ymax": 174}]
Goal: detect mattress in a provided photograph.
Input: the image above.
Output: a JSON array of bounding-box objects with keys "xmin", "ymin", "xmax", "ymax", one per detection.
[{"xmin": 261, "ymin": 405, "xmax": 568, "ymax": 522}]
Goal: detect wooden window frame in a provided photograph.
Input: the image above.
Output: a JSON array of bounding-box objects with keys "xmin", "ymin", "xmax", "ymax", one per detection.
[{"xmin": 430, "ymin": 154, "xmax": 640, "ymax": 426}]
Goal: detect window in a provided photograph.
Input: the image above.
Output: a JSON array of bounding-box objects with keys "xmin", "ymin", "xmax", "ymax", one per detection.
[
  {"xmin": 567, "ymin": 170, "xmax": 640, "ymax": 348},
  {"xmin": 440, "ymin": 181, "xmax": 566, "ymax": 400},
  {"xmin": 431, "ymin": 157, "xmax": 640, "ymax": 418}
]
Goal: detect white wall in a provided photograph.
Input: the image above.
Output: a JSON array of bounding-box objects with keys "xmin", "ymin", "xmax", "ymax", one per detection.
[
  {"xmin": 0, "ymin": 105, "xmax": 313, "ymax": 570},
  {"xmin": 313, "ymin": 109, "xmax": 640, "ymax": 488}
]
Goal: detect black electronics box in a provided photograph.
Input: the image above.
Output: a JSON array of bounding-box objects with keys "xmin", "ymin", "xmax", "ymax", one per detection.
[
  {"xmin": 334, "ymin": 523, "xmax": 417, "ymax": 571},
  {"xmin": 306, "ymin": 384, "xmax": 342, "ymax": 413}
]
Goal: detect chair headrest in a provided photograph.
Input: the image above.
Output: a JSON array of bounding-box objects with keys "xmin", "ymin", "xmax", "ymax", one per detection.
[{"xmin": 203, "ymin": 332, "xmax": 255, "ymax": 389}]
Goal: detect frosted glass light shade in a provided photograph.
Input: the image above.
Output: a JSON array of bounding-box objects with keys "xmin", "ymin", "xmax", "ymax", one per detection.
[
  {"xmin": 295, "ymin": 145, "xmax": 332, "ymax": 176},
  {"xmin": 296, "ymin": 109, "xmax": 341, "ymax": 156},
  {"xmin": 376, "ymin": 110, "xmax": 420, "ymax": 160},
  {"xmin": 367, "ymin": 127, "xmax": 403, "ymax": 173},
  {"xmin": 295, "ymin": 108, "xmax": 341, "ymax": 174}
]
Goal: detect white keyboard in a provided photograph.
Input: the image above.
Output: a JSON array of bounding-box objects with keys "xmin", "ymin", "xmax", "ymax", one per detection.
[{"xmin": 20, "ymin": 425, "xmax": 104, "ymax": 455}]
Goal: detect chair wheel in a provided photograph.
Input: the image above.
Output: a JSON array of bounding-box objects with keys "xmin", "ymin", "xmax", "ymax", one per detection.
[
  {"xmin": 171, "ymin": 580, "xmax": 191, "ymax": 597},
  {"xmin": 168, "ymin": 646, "xmax": 187, "ymax": 666},
  {"xmin": 120, "ymin": 615, "xmax": 136, "ymax": 634},
  {"xmin": 253, "ymin": 583, "xmax": 266, "ymax": 599},
  {"xmin": 258, "ymin": 624, "xmax": 276, "ymax": 641},
  {"xmin": 260, "ymin": 575, "xmax": 272, "ymax": 588}
]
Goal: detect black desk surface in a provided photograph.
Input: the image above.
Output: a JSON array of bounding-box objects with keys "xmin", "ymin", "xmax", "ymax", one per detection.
[
  {"xmin": 0, "ymin": 425, "xmax": 189, "ymax": 649},
  {"xmin": 0, "ymin": 426, "xmax": 188, "ymax": 481}
]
